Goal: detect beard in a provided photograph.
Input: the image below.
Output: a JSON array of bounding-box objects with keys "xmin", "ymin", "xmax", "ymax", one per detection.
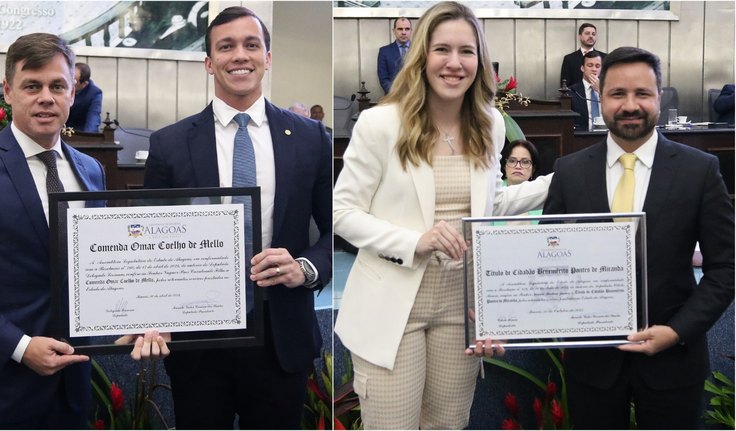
[{"xmin": 605, "ymin": 110, "xmax": 658, "ymax": 143}]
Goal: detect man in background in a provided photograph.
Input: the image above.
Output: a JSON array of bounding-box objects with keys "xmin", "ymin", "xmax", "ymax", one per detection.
[
  {"xmin": 310, "ymin": 104, "xmax": 332, "ymax": 136},
  {"xmin": 377, "ymin": 17, "xmax": 412, "ymax": 94},
  {"xmin": 545, "ymin": 46, "xmax": 734, "ymax": 429},
  {"xmin": 144, "ymin": 6, "xmax": 332, "ymax": 429},
  {"xmin": 569, "ymin": 50, "xmax": 603, "ymax": 130},
  {"xmin": 288, "ymin": 101, "xmax": 310, "ymax": 118},
  {"xmin": 0, "ymin": 33, "xmax": 103, "ymax": 429},
  {"xmin": 67, "ymin": 62, "xmax": 102, "ymax": 132},
  {"xmin": 560, "ymin": 23, "xmax": 606, "ymax": 87}
]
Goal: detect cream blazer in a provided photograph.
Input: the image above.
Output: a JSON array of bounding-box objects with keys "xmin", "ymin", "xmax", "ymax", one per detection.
[{"xmin": 334, "ymin": 103, "xmax": 551, "ymax": 370}]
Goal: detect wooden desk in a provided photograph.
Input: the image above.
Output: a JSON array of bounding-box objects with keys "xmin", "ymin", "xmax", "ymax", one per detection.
[
  {"xmin": 574, "ymin": 127, "xmax": 735, "ymax": 197},
  {"xmin": 65, "ymin": 128, "xmax": 122, "ymax": 190}
]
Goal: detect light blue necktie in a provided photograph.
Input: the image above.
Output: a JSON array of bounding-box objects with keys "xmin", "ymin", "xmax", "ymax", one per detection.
[
  {"xmin": 590, "ymin": 89, "xmax": 600, "ymax": 119},
  {"xmin": 232, "ymin": 113, "xmax": 257, "ymax": 313},
  {"xmin": 400, "ymin": 43, "xmax": 407, "ymax": 58}
]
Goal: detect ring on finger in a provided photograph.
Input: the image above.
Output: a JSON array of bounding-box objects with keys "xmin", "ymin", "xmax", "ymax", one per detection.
[{"xmin": 275, "ymin": 266, "xmax": 281, "ymax": 276}]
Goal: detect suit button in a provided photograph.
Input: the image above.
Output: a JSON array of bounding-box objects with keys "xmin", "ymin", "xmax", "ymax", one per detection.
[{"xmin": 397, "ymin": 258, "xmax": 403, "ymax": 265}]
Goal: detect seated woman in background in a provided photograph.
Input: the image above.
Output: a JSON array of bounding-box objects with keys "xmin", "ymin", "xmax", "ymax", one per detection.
[{"xmin": 500, "ymin": 139, "xmax": 543, "ymax": 223}]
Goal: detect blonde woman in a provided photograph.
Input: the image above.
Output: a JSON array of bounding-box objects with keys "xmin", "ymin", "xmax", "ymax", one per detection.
[{"xmin": 334, "ymin": 2, "xmax": 551, "ymax": 429}]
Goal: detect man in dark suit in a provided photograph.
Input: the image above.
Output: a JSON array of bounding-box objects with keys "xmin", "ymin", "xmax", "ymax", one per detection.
[
  {"xmin": 377, "ymin": 17, "xmax": 412, "ymax": 94},
  {"xmin": 144, "ymin": 6, "xmax": 332, "ymax": 429},
  {"xmin": 544, "ymin": 47, "xmax": 734, "ymax": 429},
  {"xmin": 569, "ymin": 51, "xmax": 603, "ymax": 130},
  {"xmin": 67, "ymin": 62, "xmax": 102, "ymax": 132},
  {"xmin": 713, "ymin": 83, "xmax": 734, "ymax": 124},
  {"xmin": 560, "ymin": 23, "xmax": 606, "ymax": 87},
  {"xmin": 0, "ymin": 33, "xmax": 105, "ymax": 428}
]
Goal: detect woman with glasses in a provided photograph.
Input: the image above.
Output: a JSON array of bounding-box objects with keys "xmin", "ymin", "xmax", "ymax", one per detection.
[
  {"xmin": 500, "ymin": 140, "xmax": 543, "ymax": 224},
  {"xmin": 333, "ymin": 2, "xmax": 551, "ymax": 429}
]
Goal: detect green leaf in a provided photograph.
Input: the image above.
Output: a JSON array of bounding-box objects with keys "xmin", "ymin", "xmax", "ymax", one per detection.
[
  {"xmin": 484, "ymin": 357, "xmax": 546, "ymax": 391},
  {"xmin": 501, "ymin": 110, "xmax": 525, "ymax": 143}
]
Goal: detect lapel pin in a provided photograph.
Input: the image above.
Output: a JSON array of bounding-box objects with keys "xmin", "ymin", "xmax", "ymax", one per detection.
[{"xmin": 285, "ymin": 129, "xmax": 292, "ymax": 136}]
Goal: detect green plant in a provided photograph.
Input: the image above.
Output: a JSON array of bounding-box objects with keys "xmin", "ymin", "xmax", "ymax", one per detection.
[
  {"xmin": 704, "ymin": 370, "xmax": 735, "ymax": 428},
  {"xmin": 487, "ymin": 348, "xmax": 570, "ymax": 429},
  {"xmin": 89, "ymin": 359, "xmax": 171, "ymax": 429},
  {"xmin": 302, "ymin": 350, "xmax": 361, "ymax": 430},
  {"xmin": 494, "ymin": 75, "xmax": 530, "ymax": 143}
]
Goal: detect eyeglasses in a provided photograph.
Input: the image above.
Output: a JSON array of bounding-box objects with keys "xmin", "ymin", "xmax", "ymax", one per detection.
[{"xmin": 505, "ymin": 157, "xmax": 533, "ymax": 168}]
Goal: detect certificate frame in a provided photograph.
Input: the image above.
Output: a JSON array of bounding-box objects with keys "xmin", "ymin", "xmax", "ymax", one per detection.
[
  {"xmin": 49, "ymin": 187, "xmax": 264, "ymax": 355},
  {"xmin": 463, "ymin": 213, "xmax": 648, "ymax": 351}
]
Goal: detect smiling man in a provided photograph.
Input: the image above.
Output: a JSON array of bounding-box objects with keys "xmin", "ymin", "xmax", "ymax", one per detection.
[
  {"xmin": 0, "ymin": 33, "xmax": 105, "ymax": 428},
  {"xmin": 143, "ymin": 6, "xmax": 332, "ymax": 429},
  {"xmin": 544, "ymin": 47, "xmax": 734, "ymax": 429}
]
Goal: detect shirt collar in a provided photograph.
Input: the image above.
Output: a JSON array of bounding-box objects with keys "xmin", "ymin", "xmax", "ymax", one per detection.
[
  {"xmin": 11, "ymin": 122, "xmax": 64, "ymax": 160},
  {"xmin": 396, "ymin": 40, "xmax": 410, "ymax": 48},
  {"xmin": 606, "ymin": 129, "xmax": 658, "ymax": 169},
  {"xmin": 212, "ymin": 95, "xmax": 267, "ymax": 128}
]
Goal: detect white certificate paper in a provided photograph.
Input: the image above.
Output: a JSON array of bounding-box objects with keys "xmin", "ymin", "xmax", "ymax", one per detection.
[
  {"xmin": 472, "ymin": 222, "xmax": 637, "ymax": 340},
  {"xmin": 67, "ymin": 205, "xmax": 247, "ymax": 336}
]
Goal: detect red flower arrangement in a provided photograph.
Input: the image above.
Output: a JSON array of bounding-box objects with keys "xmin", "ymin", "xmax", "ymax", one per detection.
[
  {"xmin": 0, "ymin": 98, "xmax": 12, "ymax": 129},
  {"xmin": 490, "ymin": 349, "xmax": 570, "ymax": 429}
]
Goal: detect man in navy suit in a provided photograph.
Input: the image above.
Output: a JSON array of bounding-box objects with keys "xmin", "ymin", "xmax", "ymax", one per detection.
[
  {"xmin": 560, "ymin": 23, "xmax": 606, "ymax": 87},
  {"xmin": 569, "ymin": 50, "xmax": 603, "ymax": 130},
  {"xmin": 0, "ymin": 33, "xmax": 105, "ymax": 428},
  {"xmin": 713, "ymin": 83, "xmax": 734, "ymax": 124},
  {"xmin": 67, "ymin": 63, "xmax": 102, "ymax": 132},
  {"xmin": 377, "ymin": 17, "xmax": 412, "ymax": 94},
  {"xmin": 545, "ymin": 47, "xmax": 734, "ymax": 429},
  {"xmin": 144, "ymin": 6, "xmax": 332, "ymax": 429}
]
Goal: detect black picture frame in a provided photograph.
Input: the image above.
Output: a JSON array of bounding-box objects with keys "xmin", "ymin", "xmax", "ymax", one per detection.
[{"xmin": 49, "ymin": 187, "xmax": 264, "ymax": 355}]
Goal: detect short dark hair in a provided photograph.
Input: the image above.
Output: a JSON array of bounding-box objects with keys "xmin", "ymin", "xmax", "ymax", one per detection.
[
  {"xmin": 600, "ymin": 46, "xmax": 662, "ymax": 93},
  {"xmin": 75, "ymin": 62, "xmax": 91, "ymax": 83},
  {"xmin": 578, "ymin": 23, "xmax": 596, "ymax": 35},
  {"xmin": 5, "ymin": 33, "xmax": 75, "ymax": 85},
  {"xmin": 501, "ymin": 139, "xmax": 541, "ymax": 181},
  {"xmin": 583, "ymin": 50, "xmax": 602, "ymax": 60},
  {"xmin": 205, "ymin": 6, "xmax": 271, "ymax": 57},
  {"xmin": 393, "ymin": 17, "xmax": 411, "ymax": 29}
]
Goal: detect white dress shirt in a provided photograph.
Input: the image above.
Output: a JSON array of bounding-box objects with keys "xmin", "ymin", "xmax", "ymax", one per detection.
[
  {"xmin": 212, "ymin": 95, "xmax": 276, "ymax": 250},
  {"xmin": 605, "ymin": 131, "xmax": 658, "ymax": 213},
  {"xmin": 583, "ymin": 80, "xmax": 601, "ymax": 131}
]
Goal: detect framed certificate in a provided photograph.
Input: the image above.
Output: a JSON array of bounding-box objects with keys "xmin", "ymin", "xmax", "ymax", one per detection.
[
  {"xmin": 463, "ymin": 213, "xmax": 648, "ymax": 351},
  {"xmin": 49, "ymin": 187, "xmax": 264, "ymax": 355}
]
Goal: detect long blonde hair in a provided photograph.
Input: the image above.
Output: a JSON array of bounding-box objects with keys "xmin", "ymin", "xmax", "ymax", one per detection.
[{"xmin": 383, "ymin": 1, "xmax": 497, "ymax": 170}]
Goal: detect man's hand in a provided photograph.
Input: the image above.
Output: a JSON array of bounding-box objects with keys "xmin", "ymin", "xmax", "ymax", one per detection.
[
  {"xmin": 22, "ymin": 336, "xmax": 89, "ymax": 376},
  {"xmin": 115, "ymin": 330, "xmax": 171, "ymax": 361},
  {"xmin": 617, "ymin": 325, "xmax": 680, "ymax": 356},
  {"xmin": 251, "ymin": 248, "xmax": 305, "ymax": 288},
  {"xmin": 588, "ymin": 74, "xmax": 600, "ymax": 93}
]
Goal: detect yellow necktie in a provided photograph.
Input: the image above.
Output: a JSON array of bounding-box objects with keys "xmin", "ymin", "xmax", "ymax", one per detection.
[{"xmin": 611, "ymin": 153, "xmax": 637, "ymax": 215}]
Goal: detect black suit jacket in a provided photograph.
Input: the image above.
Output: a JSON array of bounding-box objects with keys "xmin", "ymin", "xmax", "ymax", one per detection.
[
  {"xmin": 144, "ymin": 100, "xmax": 333, "ymax": 374},
  {"xmin": 560, "ymin": 49, "xmax": 607, "ymax": 87},
  {"xmin": 569, "ymin": 81, "xmax": 590, "ymax": 130},
  {"xmin": 544, "ymin": 134, "xmax": 734, "ymax": 391}
]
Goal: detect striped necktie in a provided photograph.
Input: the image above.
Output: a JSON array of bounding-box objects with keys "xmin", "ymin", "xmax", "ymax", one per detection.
[{"xmin": 232, "ymin": 113, "xmax": 257, "ymax": 312}]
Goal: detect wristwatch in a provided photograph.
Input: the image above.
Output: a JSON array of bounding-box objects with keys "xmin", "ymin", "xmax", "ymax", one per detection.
[{"xmin": 296, "ymin": 258, "xmax": 319, "ymax": 288}]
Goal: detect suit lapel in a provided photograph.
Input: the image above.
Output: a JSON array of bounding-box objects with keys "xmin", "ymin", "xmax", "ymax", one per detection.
[
  {"xmin": 642, "ymin": 136, "xmax": 677, "ymax": 226},
  {"xmin": 0, "ymin": 128, "xmax": 49, "ymax": 249},
  {"xmin": 188, "ymin": 104, "xmax": 220, "ymax": 187},
  {"xmin": 408, "ymin": 160, "xmax": 435, "ymax": 230},
  {"xmin": 583, "ymin": 142, "xmax": 611, "ymax": 213},
  {"xmin": 62, "ymin": 143, "xmax": 93, "ymax": 191},
  {"xmin": 265, "ymin": 101, "xmax": 297, "ymax": 242}
]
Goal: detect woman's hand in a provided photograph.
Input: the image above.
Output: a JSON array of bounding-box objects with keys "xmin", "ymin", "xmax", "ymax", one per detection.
[
  {"xmin": 415, "ymin": 220, "xmax": 466, "ymax": 260},
  {"xmin": 465, "ymin": 337, "xmax": 506, "ymax": 358}
]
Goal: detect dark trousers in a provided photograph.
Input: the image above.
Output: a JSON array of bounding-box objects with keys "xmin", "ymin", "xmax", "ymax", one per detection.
[
  {"xmin": 169, "ymin": 318, "xmax": 312, "ymax": 430},
  {"xmin": 567, "ymin": 356, "xmax": 704, "ymax": 429}
]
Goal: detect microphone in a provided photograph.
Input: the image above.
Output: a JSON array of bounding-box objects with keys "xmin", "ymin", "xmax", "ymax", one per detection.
[{"xmin": 112, "ymin": 119, "xmax": 152, "ymax": 138}]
